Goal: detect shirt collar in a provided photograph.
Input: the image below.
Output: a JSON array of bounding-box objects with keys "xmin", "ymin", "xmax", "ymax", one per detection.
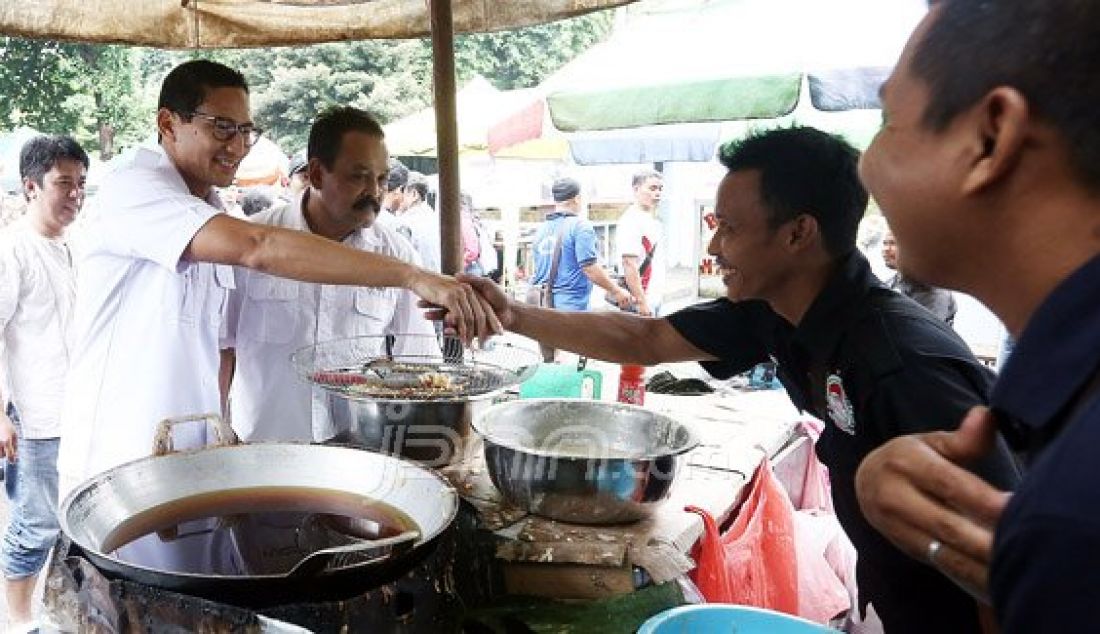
[
  {"xmin": 792, "ymin": 251, "xmax": 881, "ymax": 362},
  {"xmin": 148, "ymin": 142, "xmax": 225, "ymax": 211},
  {"xmin": 294, "ymin": 188, "xmax": 379, "ymax": 248},
  {"xmin": 991, "ymin": 253, "xmax": 1100, "ymax": 448}
]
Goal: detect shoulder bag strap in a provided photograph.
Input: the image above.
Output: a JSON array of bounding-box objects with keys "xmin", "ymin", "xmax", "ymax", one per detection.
[{"xmin": 545, "ymin": 217, "xmax": 573, "ymax": 289}]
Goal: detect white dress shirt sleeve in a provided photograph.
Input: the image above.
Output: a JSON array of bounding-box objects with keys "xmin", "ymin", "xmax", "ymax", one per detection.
[{"xmin": 93, "ymin": 159, "xmax": 220, "ymax": 272}]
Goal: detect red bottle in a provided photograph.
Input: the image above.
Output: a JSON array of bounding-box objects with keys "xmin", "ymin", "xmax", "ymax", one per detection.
[{"xmin": 617, "ymin": 364, "xmax": 646, "ymax": 405}]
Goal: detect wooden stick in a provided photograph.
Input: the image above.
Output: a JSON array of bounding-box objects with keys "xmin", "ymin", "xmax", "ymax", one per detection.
[{"xmin": 429, "ymin": 0, "xmax": 462, "ymax": 275}]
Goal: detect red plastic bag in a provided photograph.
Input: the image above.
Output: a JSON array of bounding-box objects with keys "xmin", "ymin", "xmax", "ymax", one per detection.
[{"xmin": 687, "ymin": 458, "xmax": 799, "ymax": 616}]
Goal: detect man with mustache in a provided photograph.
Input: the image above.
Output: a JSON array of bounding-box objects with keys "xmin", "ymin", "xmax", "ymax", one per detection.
[
  {"xmin": 463, "ymin": 127, "xmax": 1020, "ymax": 631},
  {"xmin": 221, "ymin": 106, "xmax": 437, "ymax": 442},
  {"xmin": 59, "ymin": 61, "xmax": 497, "ymax": 497}
]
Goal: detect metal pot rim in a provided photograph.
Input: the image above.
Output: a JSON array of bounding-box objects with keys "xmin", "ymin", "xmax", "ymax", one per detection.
[
  {"xmin": 59, "ymin": 443, "xmax": 459, "ymax": 582},
  {"xmin": 472, "ymin": 398, "xmax": 700, "ymax": 460}
]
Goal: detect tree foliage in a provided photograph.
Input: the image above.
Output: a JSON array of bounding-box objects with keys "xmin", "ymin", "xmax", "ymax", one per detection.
[
  {"xmin": 0, "ymin": 38, "xmax": 146, "ymax": 158},
  {"xmin": 0, "ymin": 11, "xmax": 612, "ymax": 159}
]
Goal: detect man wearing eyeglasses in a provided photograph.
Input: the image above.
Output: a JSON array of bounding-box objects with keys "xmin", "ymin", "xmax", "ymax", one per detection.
[{"xmin": 57, "ymin": 60, "xmax": 500, "ymax": 495}]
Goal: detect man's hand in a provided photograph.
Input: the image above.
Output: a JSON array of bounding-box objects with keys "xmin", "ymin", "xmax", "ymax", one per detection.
[
  {"xmin": 456, "ymin": 274, "xmax": 517, "ymax": 330},
  {"xmin": 408, "ymin": 270, "xmax": 502, "ymax": 344},
  {"xmin": 0, "ymin": 411, "xmax": 17, "ymax": 464},
  {"xmin": 856, "ymin": 406, "xmax": 1010, "ymax": 602},
  {"xmin": 637, "ymin": 298, "xmax": 653, "ymax": 317},
  {"xmin": 611, "ymin": 287, "xmax": 633, "ymax": 310}
]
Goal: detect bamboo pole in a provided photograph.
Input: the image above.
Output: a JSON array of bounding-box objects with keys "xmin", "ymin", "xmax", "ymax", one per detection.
[{"xmin": 429, "ymin": 0, "xmax": 462, "ymax": 275}]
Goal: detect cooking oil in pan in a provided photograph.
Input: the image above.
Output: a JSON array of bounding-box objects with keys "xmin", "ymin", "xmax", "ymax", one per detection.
[{"xmin": 101, "ymin": 486, "xmax": 419, "ymax": 576}]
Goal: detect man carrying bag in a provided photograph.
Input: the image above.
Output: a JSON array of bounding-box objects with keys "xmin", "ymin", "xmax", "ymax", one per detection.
[{"xmin": 527, "ymin": 177, "xmax": 630, "ymax": 362}]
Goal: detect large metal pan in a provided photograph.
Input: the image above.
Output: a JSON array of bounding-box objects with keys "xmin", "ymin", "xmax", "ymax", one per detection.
[
  {"xmin": 473, "ymin": 399, "xmax": 699, "ymax": 524},
  {"xmin": 59, "ymin": 415, "xmax": 459, "ymax": 608}
]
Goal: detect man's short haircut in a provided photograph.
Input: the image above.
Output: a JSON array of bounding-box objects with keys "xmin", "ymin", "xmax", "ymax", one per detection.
[
  {"xmin": 240, "ymin": 186, "xmax": 275, "ymax": 217},
  {"xmin": 631, "ymin": 168, "xmax": 662, "ymax": 189},
  {"xmin": 913, "ymin": 0, "xmax": 1100, "ymax": 189},
  {"xmin": 386, "ymin": 159, "xmax": 409, "ymax": 193},
  {"xmin": 158, "ymin": 59, "xmax": 249, "ymax": 116},
  {"xmin": 308, "ymin": 106, "xmax": 385, "ymax": 170},
  {"xmin": 405, "ymin": 173, "xmax": 429, "ymax": 202},
  {"xmin": 718, "ymin": 126, "xmax": 868, "ymax": 259},
  {"xmin": 19, "ymin": 135, "xmax": 90, "ymax": 190}
]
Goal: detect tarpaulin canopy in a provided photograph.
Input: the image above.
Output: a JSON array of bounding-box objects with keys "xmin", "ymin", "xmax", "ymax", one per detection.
[
  {"xmin": 544, "ymin": 0, "xmax": 924, "ymax": 132},
  {"xmin": 0, "ymin": 0, "xmax": 634, "ymax": 273},
  {"xmin": 383, "ymin": 76, "xmax": 537, "ymax": 157},
  {"xmin": 0, "ymin": 0, "xmax": 634, "ymax": 48}
]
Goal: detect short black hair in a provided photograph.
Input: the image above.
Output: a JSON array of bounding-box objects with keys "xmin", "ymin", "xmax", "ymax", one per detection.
[
  {"xmin": 158, "ymin": 59, "xmax": 249, "ymax": 116},
  {"xmin": 631, "ymin": 168, "xmax": 662, "ymax": 189},
  {"xmin": 19, "ymin": 135, "xmax": 90, "ymax": 191},
  {"xmin": 386, "ymin": 158, "xmax": 409, "ymax": 193},
  {"xmin": 913, "ymin": 0, "xmax": 1100, "ymax": 189},
  {"xmin": 308, "ymin": 106, "xmax": 385, "ymax": 170},
  {"xmin": 240, "ymin": 186, "xmax": 275, "ymax": 217},
  {"xmin": 718, "ymin": 126, "xmax": 868, "ymax": 259}
]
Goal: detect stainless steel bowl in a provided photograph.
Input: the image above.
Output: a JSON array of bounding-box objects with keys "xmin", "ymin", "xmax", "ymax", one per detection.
[
  {"xmin": 291, "ymin": 335, "xmax": 541, "ymax": 467},
  {"xmin": 473, "ymin": 399, "xmax": 699, "ymax": 524},
  {"xmin": 323, "ymin": 396, "xmax": 486, "ymax": 468}
]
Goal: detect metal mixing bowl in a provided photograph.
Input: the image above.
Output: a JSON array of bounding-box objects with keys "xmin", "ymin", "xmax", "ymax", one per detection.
[
  {"xmin": 291, "ymin": 335, "xmax": 540, "ymax": 467},
  {"xmin": 323, "ymin": 396, "xmax": 486, "ymax": 467},
  {"xmin": 473, "ymin": 399, "xmax": 699, "ymax": 524}
]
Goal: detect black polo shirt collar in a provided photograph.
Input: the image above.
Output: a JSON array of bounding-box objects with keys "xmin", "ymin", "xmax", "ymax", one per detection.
[
  {"xmin": 791, "ymin": 250, "xmax": 879, "ymax": 363},
  {"xmin": 991, "ymin": 253, "xmax": 1100, "ymax": 452}
]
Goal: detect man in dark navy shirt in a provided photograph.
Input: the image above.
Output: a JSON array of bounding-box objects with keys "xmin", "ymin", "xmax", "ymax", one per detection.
[
  {"xmin": 463, "ymin": 127, "xmax": 1020, "ymax": 632},
  {"xmin": 854, "ymin": 1, "xmax": 1100, "ymax": 632}
]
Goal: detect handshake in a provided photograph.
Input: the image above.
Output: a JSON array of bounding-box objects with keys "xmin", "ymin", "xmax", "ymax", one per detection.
[{"xmin": 414, "ymin": 272, "xmax": 650, "ymax": 347}]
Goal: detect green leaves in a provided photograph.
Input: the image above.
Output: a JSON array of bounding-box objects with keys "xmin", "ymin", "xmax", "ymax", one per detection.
[{"xmin": 0, "ymin": 11, "xmax": 611, "ymax": 159}]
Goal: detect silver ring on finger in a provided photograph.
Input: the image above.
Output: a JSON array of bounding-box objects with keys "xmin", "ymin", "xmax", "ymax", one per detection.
[{"xmin": 927, "ymin": 538, "xmax": 943, "ymax": 565}]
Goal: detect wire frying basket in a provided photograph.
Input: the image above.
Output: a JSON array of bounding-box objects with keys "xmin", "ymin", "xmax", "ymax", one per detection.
[{"xmin": 291, "ymin": 335, "xmax": 541, "ymax": 402}]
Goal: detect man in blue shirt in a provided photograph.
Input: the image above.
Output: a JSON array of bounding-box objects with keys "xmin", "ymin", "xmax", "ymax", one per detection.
[
  {"xmin": 530, "ymin": 177, "xmax": 630, "ymax": 312},
  {"xmin": 528, "ymin": 177, "xmax": 630, "ymax": 361},
  {"xmin": 855, "ymin": 1, "xmax": 1100, "ymax": 631}
]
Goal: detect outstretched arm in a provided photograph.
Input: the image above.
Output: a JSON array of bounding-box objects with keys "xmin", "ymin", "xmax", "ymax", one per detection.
[
  {"xmin": 187, "ymin": 214, "xmax": 501, "ymax": 344},
  {"xmin": 458, "ymin": 275, "xmax": 714, "ymax": 365}
]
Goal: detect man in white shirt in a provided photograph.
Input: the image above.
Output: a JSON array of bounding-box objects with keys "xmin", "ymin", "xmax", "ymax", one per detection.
[
  {"xmin": 396, "ymin": 173, "xmax": 442, "ymax": 274},
  {"xmin": 0, "ymin": 135, "xmax": 88, "ymax": 631},
  {"xmin": 222, "ymin": 107, "xmax": 437, "ymax": 443},
  {"xmin": 59, "ymin": 60, "xmax": 499, "ymax": 495},
  {"xmin": 616, "ymin": 169, "xmax": 666, "ymax": 316}
]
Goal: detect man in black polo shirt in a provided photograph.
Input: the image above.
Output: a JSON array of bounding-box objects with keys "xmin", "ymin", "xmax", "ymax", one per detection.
[
  {"xmin": 854, "ymin": 1, "xmax": 1100, "ymax": 632},
  {"xmin": 463, "ymin": 126, "xmax": 1020, "ymax": 632}
]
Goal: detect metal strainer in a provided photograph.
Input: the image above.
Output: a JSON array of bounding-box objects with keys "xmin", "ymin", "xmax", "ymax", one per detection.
[{"xmin": 291, "ymin": 334, "xmax": 541, "ymax": 401}]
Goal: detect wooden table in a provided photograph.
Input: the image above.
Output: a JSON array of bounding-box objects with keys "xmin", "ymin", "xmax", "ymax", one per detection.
[{"xmin": 442, "ymin": 387, "xmax": 806, "ymax": 600}]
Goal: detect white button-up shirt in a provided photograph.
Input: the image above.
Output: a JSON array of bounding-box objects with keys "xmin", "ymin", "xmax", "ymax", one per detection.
[
  {"xmin": 396, "ymin": 201, "xmax": 441, "ymax": 273},
  {"xmin": 224, "ymin": 192, "xmax": 437, "ymax": 443},
  {"xmin": 59, "ymin": 144, "xmax": 234, "ymax": 486},
  {"xmin": 0, "ymin": 218, "xmax": 76, "ymax": 439}
]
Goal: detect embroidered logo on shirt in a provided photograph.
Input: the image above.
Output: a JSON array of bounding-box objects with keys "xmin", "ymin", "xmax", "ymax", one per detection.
[{"xmin": 825, "ymin": 373, "xmax": 856, "ymax": 435}]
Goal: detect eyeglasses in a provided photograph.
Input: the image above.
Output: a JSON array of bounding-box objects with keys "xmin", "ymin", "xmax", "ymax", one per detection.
[{"xmin": 188, "ymin": 110, "xmax": 264, "ymax": 146}]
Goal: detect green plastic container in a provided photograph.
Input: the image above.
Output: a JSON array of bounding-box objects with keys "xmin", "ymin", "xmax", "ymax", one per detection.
[{"xmin": 519, "ymin": 363, "xmax": 603, "ymax": 400}]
